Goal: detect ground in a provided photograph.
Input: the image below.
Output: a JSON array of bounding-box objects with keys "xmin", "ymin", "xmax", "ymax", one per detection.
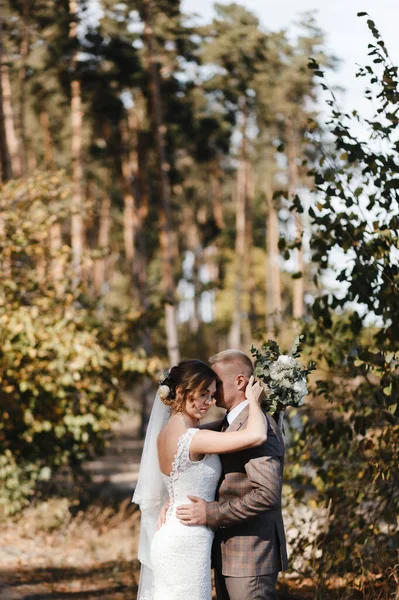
[{"xmin": 0, "ymin": 415, "xmax": 388, "ymax": 600}]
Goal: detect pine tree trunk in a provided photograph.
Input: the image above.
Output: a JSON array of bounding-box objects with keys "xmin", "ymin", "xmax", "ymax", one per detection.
[
  {"xmin": 120, "ymin": 112, "xmax": 138, "ymax": 272},
  {"xmin": 0, "ymin": 3, "xmax": 12, "ymax": 182},
  {"xmin": 0, "ymin": 210, "xmax": 11, "ymax": 277},
  {"xmin": 210, "ymin": 160, "xmax": 224, "ymax": 229},
  {"xmin": 286, "ymin": 116, "xmax": 304, "ymax": 320},
  {"xmin": 49, "ymin": 222, "xmax": 63, "ymax": 293},
  {"xmin": 143, "ymin": 0, "xmax": 180, "ymax": 365},
  {"xmin": 183, "ymin": 203, "xmax": 201, "ymax": 334},
  {"xmin": 135, "ymin": 92, "xmax": 149, "ymax": 229},
  {"xmin": 203, "ymin": 245, "xmax": 218, "ymax": 322},
  {"xmin": 19, "ymin": 0, "xmax": 29, "ymax": 177},
  {"xmin": 69, "ymin": 0, "xmax": 84, "ymax": 285},
  {"xmin": 40, "ymin": 111, "xmax": 55, "ymax": 169},
  {"xmin": 28, "ymin": 146, "xmax": 37, "ymax": 172},
  {"xmin": 245, "ymin": 161, "xmax": 256, "ymax": 343},
  {"xmin": 1, "ymin": 64, "xmax": 22, "ymax": 177},
  {"xmin": 230, "ymin": 160, "xmax": 246, "ymax": 348},
  {"xmin": 265, "ymin": 188, "xmax": 282, "ymax": 334},
  {"xmin": 230, "ymin": 107, "xmax": 248, "ymax": 348},
  {"xmin": 134, "ymin": 103, "xmax": 152, "ymax": 354},
  {"xmin": 292, "ymin": 211, "xmax": 304, "ymax": 319},
  {"xmin": 93, "ymin": 194, "xmax": 111, "ymax": 296}
]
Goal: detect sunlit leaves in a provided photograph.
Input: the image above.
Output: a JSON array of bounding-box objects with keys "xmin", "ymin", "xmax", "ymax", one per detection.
[
  {"xmin": 0, "ymin": 172, "xmax": 157, "ymax": 511},
  {"xmin": 293, "ymin": 17, "xmax": 399, "ymax": 583}
]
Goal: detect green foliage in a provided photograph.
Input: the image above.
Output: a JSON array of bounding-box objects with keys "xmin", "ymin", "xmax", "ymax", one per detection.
[
  {"xmin": 0, "ymin": 172, "xmax": 157, "ymax": 510},
  {"xmin": 0, "ymin": 451, "xmax": 40, "ymax": 515},
  {"xmin": 292, "ymin": 15, "xmax": 399, "ymax": 585}
]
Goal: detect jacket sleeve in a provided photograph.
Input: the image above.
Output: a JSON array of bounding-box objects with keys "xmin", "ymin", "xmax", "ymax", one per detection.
[{"xmin": 206, "ymin": 455, "xmax": 282, "ymax": 530}]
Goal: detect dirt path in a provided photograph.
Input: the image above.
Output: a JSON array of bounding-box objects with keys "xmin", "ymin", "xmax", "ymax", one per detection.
[
  {"xmin": 0, "ymin": 416, "xmax": 143, "ymax": 600},
  {"xmin": 83, "ymin": 415, "xmax": 143, "ymax": 498}
]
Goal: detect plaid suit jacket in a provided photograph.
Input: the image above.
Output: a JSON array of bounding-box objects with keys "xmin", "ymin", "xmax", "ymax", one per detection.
[{"xmin": 205, "ymin": 406, "xmax": 288, "ymax": 577}]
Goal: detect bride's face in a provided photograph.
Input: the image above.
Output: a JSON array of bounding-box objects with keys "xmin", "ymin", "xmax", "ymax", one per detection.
[{"xmin": 185, "ymin": 380, "xmax": 217, "ymax": 420}]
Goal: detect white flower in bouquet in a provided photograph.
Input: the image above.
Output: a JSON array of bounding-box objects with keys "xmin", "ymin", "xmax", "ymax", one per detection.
[
  {"xmin": 251, "ymin": 336, "xmax": 315, "ymax": 415},
  {"xmin": 293, "ymin": 379, "xmax": 308, "ymax": 399},
  {"xmin": 279, "ymin": 377, "xmax": 293, "ymax": 389},
  {"xmin": 275, "ymin": 355, "xmax": 297, "ymax": 368}
]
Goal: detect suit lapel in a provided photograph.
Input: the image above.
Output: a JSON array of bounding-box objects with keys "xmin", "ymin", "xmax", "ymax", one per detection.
[{"xmin": 226, "ymin": 404, "xmax": 249, "ymax": 432}]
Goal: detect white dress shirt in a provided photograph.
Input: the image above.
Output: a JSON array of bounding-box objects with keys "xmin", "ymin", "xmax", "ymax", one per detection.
[{"xmin": 226, "ymin": 399, "xmax": 249, "ymax": 425}]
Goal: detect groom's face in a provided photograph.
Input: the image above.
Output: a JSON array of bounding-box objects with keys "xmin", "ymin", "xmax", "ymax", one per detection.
[{"xmin": 211, "ymin": 362, "xmax": 246, "ymax": 411}]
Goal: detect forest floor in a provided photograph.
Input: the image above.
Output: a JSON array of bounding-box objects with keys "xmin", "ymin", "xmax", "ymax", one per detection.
[{"xmin": 0, "ymin": 415, "xmax": 389, "ymax": 600}]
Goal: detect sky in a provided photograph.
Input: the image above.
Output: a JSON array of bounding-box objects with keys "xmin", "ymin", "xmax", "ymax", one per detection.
[{"xmin": 181, "ymin": 0, "xmax": 399, "ymax": 118}]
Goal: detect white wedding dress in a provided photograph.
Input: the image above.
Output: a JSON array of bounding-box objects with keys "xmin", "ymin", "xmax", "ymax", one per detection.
[{"xmin": 149, "ymin": 428, "xmax": 222, "ymax": 600}]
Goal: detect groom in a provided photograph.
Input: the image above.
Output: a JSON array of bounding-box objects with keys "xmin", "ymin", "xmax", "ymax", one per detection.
[{"xmin": 176, "ymin": 349, "xmax": 288, "ymax": 600}]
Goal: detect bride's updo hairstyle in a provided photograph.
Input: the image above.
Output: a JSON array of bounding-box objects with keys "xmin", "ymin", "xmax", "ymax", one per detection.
[{"xmin": 158, "ymin": 359, "xmax": 216, "ymax": 414}]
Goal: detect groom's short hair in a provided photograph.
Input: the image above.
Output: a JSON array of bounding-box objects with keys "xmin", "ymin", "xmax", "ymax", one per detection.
[{"xmin": 209, "ymin": 349, "xmax": 253, "ymax": 378}]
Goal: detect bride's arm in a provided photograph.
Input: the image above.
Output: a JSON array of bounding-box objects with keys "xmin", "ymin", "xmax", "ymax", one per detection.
[{"xmin": 190, "ymin": 377, "xmax": 266, "ymax": 455}]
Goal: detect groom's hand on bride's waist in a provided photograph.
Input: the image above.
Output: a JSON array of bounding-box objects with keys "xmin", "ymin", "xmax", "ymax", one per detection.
[
  {"xmin": 176, "ymin": 496, "xmax": 207, "ymax": 526},
  {"xmin": 157, "ymin": 500, "xmax": 170, "ymax": 530}
]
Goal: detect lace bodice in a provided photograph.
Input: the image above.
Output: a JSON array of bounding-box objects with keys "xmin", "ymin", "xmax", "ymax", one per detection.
[{"xmin": 163, "ymin": 428, "xmax": 222, "ymax": 519}]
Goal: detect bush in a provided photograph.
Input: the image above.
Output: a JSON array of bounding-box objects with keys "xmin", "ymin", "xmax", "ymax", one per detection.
[
  {"xmin": 290, "ymin": 16, "xmax": 399, "ymax": 588},
  {"xmin": 0, "ymin": 172, "xmax": 157, "ymax": 511}
]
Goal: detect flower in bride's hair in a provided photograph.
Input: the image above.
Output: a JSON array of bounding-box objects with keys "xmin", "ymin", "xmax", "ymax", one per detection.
[{"xmin": 158, "ymin": 384, "xmax": 171, "ymax": 400}]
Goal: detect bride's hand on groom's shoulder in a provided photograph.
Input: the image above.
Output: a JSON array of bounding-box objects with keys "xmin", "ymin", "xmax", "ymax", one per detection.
[
  {"xmin": 246, "ymin": 376, "xmax": 263, "ymax": 404},
  {"xmin": 176, "ymin": 496, "xmax": 207, "ymax": 526}
]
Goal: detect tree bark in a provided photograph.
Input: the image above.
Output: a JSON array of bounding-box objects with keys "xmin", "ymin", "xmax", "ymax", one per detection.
[
  {"xmin": 265, "ymin": 187, "xmax": 282, "ymax": 334},
  {"xmin": 40, "ymin": 110, "xmax": 55, "ymax": 170},
  {"xmin": 120, "ymin": 111, "xmax": 138, "ymax": 272},
  {"xmin": 93, "ymin": 193, "xmax": 111, "ymax": 296},
  {"xmin": 286, "ymin": 116, "xmax": 304, "ymax": 320},
  {"xmin": 0, "ymin": 2, "xmax": 12, "ymax": 182},
  {"xmin": 49, "ymin": 221, "xmax": 63, "ymax": 293},
  {"xmin": 69, "ymin": 0, "xmax": 84, "ymax": 285},
  {"xmin": 19, "ymin": 0, "xmax": 29, "ymax": 177},
  {"xmin": 134, "ymin": 103, "xmax": 152, "ymax": 354},
  {"xmin": 1, "ymin": 64, "xmax": 22, "ymax": 177},
  {"xmin": 210, "ymin": 160, "xmax": 224, "ymax": 229},
  {"xmin": 229, "ymin": 106, "xmax": 248, "ymax": 349},
  {"xmin": 182, "ymin": 203, "xmax": 202, "ymax": 334},
  {"xmin": 245, "ymin": 160, "xmax": 256, "ymax": 344},
  {"xmin": 143, "ymin": 0, "xmax": 180, "ymax": 365},
  {"xmin": 0, "ymin": 210, "xmax": 11, "ymax": 278}
]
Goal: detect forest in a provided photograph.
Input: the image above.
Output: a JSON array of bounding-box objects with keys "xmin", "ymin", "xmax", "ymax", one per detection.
[{"xmin": 0, "ymin": 1, "xmax": 398, "ymax": 598}]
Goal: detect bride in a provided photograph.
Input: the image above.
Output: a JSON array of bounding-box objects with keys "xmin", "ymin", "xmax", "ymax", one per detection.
[{"xmin": 133, "ymin": 359, "xmax": 265, "ymax": 600}]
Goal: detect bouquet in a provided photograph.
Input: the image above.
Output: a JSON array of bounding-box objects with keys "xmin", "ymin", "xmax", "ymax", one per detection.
[{"xmin": 251, "ymin": 336, "xmax": 316, "ymax": 416}]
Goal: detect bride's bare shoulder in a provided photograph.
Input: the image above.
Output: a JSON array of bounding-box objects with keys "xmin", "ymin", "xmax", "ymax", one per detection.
[
  {"xmin": 157, "ymin": 418, "xmax": 186, "ymax": 445},
  {"xmin": 157, "ymin": 419, "xmax": 190, "ymax": 474}
]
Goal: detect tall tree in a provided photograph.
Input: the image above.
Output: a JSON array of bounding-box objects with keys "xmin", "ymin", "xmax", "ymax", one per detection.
[
  {"xmin": 69, "ymin": 0, "xmax": 84, "ymax": 283},
  {"xmin": 1, "ymin": 63, "xmax": 22, "ymax": 177},
  {"xmin": 258, "ymin": 15, "xmax": 333, "ymax": 321},
  {"xmin": 260, "ymin": 139, "xmax": 282, "ymax": 333},
  {"xmin": 200, "ymin": 3, "xmax": 269, "ymax": 347},
  {"xmin": 0, "ymin": 0, "xmax": 12, "ymax": 181},
  {"xmin": 18, "ymin": 0, "xmax": 29, "ymax": 176},
  {"xmin": 93, "ymin": 192, "xmax": 111, "ymax": 296},
  {"xmin": 142, "ymin": 0, "xmax": 180, "ymax": 365}
]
